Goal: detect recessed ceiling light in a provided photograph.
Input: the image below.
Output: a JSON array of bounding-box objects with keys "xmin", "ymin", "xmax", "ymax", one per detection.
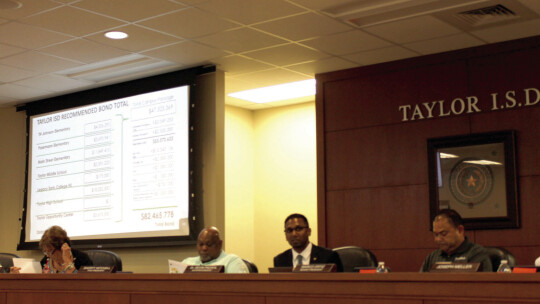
[
  {"xmin": 105, "ymin": 31, "xmax": 128, "ymax": 39},
  {"xmin": 228, "ymin": 79, "xmax": 316, "ymax": 103}
]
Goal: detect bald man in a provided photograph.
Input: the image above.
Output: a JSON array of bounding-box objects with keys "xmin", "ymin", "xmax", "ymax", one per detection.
[{"xmin": 182, "ymin": 227, "xmax": 249, "ymax": 273}]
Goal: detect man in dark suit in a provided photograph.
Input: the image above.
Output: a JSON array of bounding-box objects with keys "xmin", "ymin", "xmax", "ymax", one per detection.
[{"xmin": 274, "ymin": 213, "xmax": 343, "ymax": 272}]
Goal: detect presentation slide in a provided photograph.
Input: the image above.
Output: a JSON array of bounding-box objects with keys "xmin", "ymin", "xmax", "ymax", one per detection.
[{"xmin": 26, "ymin": 86, "xmax": 190, "ymax": 242}]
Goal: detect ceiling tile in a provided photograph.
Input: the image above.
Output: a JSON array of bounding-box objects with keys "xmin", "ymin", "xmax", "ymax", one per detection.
[
  {"xmin": 195, "ymin": 27, "xmax": 287, "ymax": 53},
  {"xmin": 195, "ymin": 0, "xmax": 305, "ymax": 25},
  {"xmin": 0, "ymin": 43, "xmax": 26, "ymax": 58},
  {"xmin": 243, "ymin": 43, "xmax": 329, "ymax": 67},
  {"xmin": 15, "ymin": 74, "xmax": 93, "ymax": 92},
  {"xmin": 344, "ymin": 46, "xmax": 419, "ymax": 66},
  {"xmin": 286, "ymin": 57, "xmax": 358, "ymax": 75},
  {"xmin": 213, "ymin": 55, "xmax": 274, "ymax": 75},
  {"xmin": 287, "ymin": 0, "xmax": 356, "ymax": 10},
  {"xmin": 73, "ymin": 0, "xmax": 186, "ymax": 22},
  {"xmin": 0, "ymin": 51, "xmax": 81, "ymax": 73},
  {"xmin": 176, "ymin": 0, "xmax": 210, "ymax": 5},
  {"xmin": 363, "ymin": 15, "xmax": 461, "ymax": 44},
  {"xmin": 471, "ymin": 19, "xmax": 540, "ymax": 43},
  {"xmin": 301, "ymin": 30, "xmax": 392, "ymax": 55},
  {"xmin": 0, "ymin": 83, "xmax": 52, "ymax": 99},
  {"xmin": 85, "ymin": 25, "xmax": 181, "ymax": 52},
  {"xmin": 405, "ymin": 33, "xmax": 485, "ymax": 55},
  {"xmin": 0, "ymin": 1, "xmax": 61, "ymax": 20},
  {"xmin": 0, "ymin": 64, "xmax": 39, "ymax": 82},
  {"xmin": 143, "ymin": 41, "xmax": 226, "ymax": 65},
  {"xmin": 39, "ymin": 39, "xmax": 131, "ymax": 63},
  {"xmin": 21, "ymin": 6, "xmax": 125, "ymax": 37},
  {"xmin": 139, "ymin": 7, "xmax": 239, "ymax": 39},
  {"xmin": 232, "ymin": 68, "xmax": 311, "ymax": 88},
  {"xmin": 224, "ymin": 75, "xmax": 263, "ymax": 94},
  {"xmin": 518, "ymin": 0, "xmax": 540, "ymax": 12},
  {"xmin": 254, "ymin": 12, "xmax": 352, "ymax": 41},
  {"xmin": 0, "ymin": 22, "xmax": 72, "ymax": 49}
]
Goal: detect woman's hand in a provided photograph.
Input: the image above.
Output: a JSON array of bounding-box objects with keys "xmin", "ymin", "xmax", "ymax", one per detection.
[
  {"xmin": 9, "ymin": 266, "xmax": 21, "ymax": 274},
  {"xmin": 61, "ymin": 243, "xmax": 74, "ymax": 266}
]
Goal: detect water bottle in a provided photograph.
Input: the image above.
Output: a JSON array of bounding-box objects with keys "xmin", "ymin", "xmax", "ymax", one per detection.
[
  {"xmin": 376, "ymin": 261, "xmax": 389, "ymax": 273},
  {"xmin": 497, "ymin": 259, "xmax": 512, "ymax": 273}
]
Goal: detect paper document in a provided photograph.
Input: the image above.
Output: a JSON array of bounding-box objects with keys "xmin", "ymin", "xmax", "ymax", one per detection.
[
  {"xmin": 168, "ymin": 259, "xmax": 188, "ymax": 274},
  {"xmin": 13, "ymin": 258, "xmax": 42, "ymax": 273}
]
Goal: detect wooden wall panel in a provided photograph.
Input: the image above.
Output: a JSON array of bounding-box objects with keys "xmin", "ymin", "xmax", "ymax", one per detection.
[
  {"xmin": 326, "ymin": 185, "xmax": 432, "ymax": 250},
  {"xmin": 470, "ymin": 106, "xmax": 540, "ymax": 176},
  {"xmin": 324, "ymin": 117, "xmax": 470, "ymax": 191},
  {"xmin": 323, "ymin": 61, "xmax": 468, "ymax": 131},
  {"xmin": 475, "ymin": 176, "xmax": 540, "ymax": 261},
  {"xmin": 0, "ymin": 292, "xmax": 5, "ymax": 304},
  {"xmin": 317, "ymin": 35, "xmax": 540, "ymax": 267},
  {"xmin": 369, "ymin": 248, "xmax": 434, "ymax": 273}
]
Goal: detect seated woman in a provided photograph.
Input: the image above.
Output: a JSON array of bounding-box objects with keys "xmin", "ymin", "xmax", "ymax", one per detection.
[{"xmin": 11, "ymin": 226, "xmax": 92, "ymax": 273}]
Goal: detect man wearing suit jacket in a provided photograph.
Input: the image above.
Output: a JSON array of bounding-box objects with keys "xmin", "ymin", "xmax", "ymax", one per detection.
[{"xmin": 274, "ymin": 213, "xmax": 343, "ymax": 272}]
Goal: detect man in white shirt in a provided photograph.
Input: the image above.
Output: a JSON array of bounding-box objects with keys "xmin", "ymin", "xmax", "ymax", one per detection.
[{"xmin": 182, "ymin": 227, "xmax": 249, "ymax": 273}]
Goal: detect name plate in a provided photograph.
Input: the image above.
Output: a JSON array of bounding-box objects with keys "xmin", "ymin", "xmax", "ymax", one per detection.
[
  {"xmin": 79, "ymin": 266, "xmax": 116, "ymax": 273},
  {"xmin": 357, "ymin": 267, "xmax": 377, "ymax": 274},
  {"xmin": 268, "ymin": 267, "xmax": 293, "ymax": 273},
  {"xmin": 512, "ymin": 266, "xmax": 539, "ymax": 273},
  {"xmin": 184, "ymin": 265, "xmax": 224, "ymax": 273},
  {"xmin": 430, "ymin": 262, "xmax": 480, "ymax": 272},
  {"xmin": 293, "ymin": 264, "xmax": 337, "ymax": 273}
]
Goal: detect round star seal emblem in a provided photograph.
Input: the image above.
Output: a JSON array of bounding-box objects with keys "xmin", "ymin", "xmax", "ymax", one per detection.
[{"xmin": 449, "ymin": 159, "xmax": 494, "ymax": 207}]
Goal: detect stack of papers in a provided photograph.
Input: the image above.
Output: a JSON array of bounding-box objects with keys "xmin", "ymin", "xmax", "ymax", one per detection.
[
  {"xmin": 168, "ymin": 259, "xmax": 188, "ymax": 273},
  {"xmin": 13, "ymin": 258, "xmax": 42, "ymax": 273}
]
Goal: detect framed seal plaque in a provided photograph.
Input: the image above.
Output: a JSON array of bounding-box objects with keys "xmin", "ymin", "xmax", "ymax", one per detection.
[{"xmin": 427, "ymin": 131, "xmax": 519, "ymax": 230}]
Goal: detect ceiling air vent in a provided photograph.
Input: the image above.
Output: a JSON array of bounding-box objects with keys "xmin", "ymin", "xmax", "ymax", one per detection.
[{"xmin": 455, "ymin": 4, "xmax": 518, "ymax": 26}]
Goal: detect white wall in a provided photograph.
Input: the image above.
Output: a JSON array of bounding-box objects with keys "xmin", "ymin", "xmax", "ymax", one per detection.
[{"xmin": 225, "ymin": 101, "xmax": 317, "ymax": 273}]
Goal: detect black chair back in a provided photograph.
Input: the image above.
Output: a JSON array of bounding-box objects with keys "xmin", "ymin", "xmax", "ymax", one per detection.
[
  {"xmin": 85, "ymin": 250, "xmax": 123, "ymax": 271},
  {"xmin": 484, "ymin": 246, "xmax": 516, "ymax": 272},
  {"xmin": 0, "ymin": 253, "xmax": 21, "ymax": 273},
  {"xmin": 333, "ymin": 246, "xmax": 378, "ymax": 272},
  {"xmin": 242, "ymin": 259, "xmax": 258, "ymax": 273}
]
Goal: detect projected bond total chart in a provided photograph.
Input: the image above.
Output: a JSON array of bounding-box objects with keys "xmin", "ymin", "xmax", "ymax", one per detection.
[
  {"xmin": 82, "ymin": 118, "xmax": 123, "ymax": 222},
  {"xmin": 131, "ymin": 94, "xmax": 181, "ymax": 230}
]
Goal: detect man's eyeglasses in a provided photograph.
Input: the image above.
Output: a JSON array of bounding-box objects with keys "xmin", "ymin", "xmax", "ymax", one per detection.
[{"xmin": 284, "ymin": 226, "xmax": 308, "ymax": 234}]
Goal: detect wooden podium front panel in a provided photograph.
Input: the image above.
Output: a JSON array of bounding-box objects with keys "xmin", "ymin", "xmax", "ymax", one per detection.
[
  {"xmin": 132, "ymin": 294, "xmax": 265, "ymax": 304},
  {"xmin": 1, "ymin": 273, "xmax": 540, "ymax": 303},
  {"xmin": 7, "ymin": 293, "xmax": 129, "ymax": 304}
]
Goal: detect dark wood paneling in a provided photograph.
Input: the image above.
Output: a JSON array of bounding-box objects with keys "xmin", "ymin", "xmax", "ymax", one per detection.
[
  {"xmin": 267, "ymin": 296, "xmax": 421, "ymax": 304},
  {"xmin": 476, "ymin": 176, "xmax": 540, "ymax": 252},
  {"xmin": 326, "ymin": 185, "xmax": 432, "ymax": 250},
  {"xmin": 3, "ymin": 273, "xmax": 540, "ymax": 303},
  {"xmin": 133, "ymin": 294, "xmax": 264, "ymax": 304},
  {"xmin": 7, "ymin": 292, "xmax": 129, "ymax": 304},
  {"xmin": 0, "ymin": 293, "xmax": 5, "ymax": 304},
  {"xmin": 470, "ymin": 106, "xmax": 540, "ymax": 177},
  {"xmin": 318, "ymin": 35, "xmax": 540, "ymax": 262},
  {"xmin": 323, "ymin": 61, "xmax": 468, "ymax": 131},
  {"xmin": 369, "ymin": 248, "xmax": 435, "ymax": 273},
  {"xmin": 325, "ymin": 117, "xmax": 470, "ymax": 191}
]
